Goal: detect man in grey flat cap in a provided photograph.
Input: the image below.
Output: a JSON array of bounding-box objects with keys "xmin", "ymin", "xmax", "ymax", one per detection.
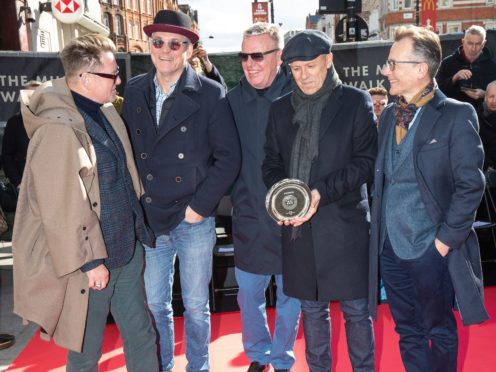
[{"xmin": 262, "ymin": 30, "xmax": 377, "ymax": 371}]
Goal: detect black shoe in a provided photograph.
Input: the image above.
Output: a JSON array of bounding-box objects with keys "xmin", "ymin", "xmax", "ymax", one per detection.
[
  {"xmin": 247, "ymin": 361, "xmax": 269, "ymax": 372},
  {"xmin": 0, "ymin": 334, "xmax": 15, "ymax": 350}
]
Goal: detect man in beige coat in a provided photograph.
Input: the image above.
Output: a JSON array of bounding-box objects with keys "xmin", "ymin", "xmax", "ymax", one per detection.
[{"xmin": 13, "ymin": 34, "xmax": 158, "ymax": 371}]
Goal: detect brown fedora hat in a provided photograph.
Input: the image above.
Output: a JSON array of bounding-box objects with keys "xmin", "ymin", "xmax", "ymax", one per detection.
[{"xmin": 144, "ymin": 10, "xmax": 199, "ymax": 44}]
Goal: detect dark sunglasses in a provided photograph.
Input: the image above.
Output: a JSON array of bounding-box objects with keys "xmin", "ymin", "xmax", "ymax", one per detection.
[
  {"xmin": 238, "ymin": 48, "xmax": 279, "ymax": 62},
  {"xmin": 151, "ymin": 38, "xmax": 189, "ymax": 50},
  {"xmin": 80, "ymin": 67, "xmax": 120, "ymax": 82}
]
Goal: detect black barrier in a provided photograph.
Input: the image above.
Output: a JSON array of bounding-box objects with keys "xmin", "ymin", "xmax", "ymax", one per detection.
[
  {"xmin": 0, "ymin": 32, "xmax": 491, "ymax": 124},
  {"xmin": 0, "ymin": 52, "xmax": 129, "ymax": 124}
]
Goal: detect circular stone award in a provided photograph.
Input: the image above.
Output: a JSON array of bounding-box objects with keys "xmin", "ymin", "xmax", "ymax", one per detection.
[{"xmin": 265, "ymin": 178, "xmax": 312, "ymax": 222}]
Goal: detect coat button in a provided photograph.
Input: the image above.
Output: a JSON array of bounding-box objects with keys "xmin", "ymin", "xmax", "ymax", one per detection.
[
  {"xmin": 175, "ymin": 176, "xmax": 182, "ymax": 183},
  {"xmin": 146, "ymin": 174, "xmax": 154, "ymax": 181},
  {"xmin": 145, "ymin": 196, "xmax": 152, "ymax": 203},
  {"xmin": 136, "ymin": 129, "xmax": 141, "ymax": 135},
  {"xmin": 85, "ymin": 236, "xmax": 89, "ymax": 240},
  {"xmin": 81, "ymin": 289, "xmax": 86, "ymax": 294},
  {"xmin": 92, "ymin": 202, "xmax": 98, "ymax": 207},
  {"xmin": 137, "ymin": 107, "xmax": 142, "ymax": 113},
  {"xmin": 141, "ymin": 153, "xmax": 148, "ymax": 159},
  {"xmin": 180, "ymin": 126, "xmax": 187, "ymax": 132},
  {"xmin": 178, "ymin": 153, "xmax": 184, "ymax": 159},
  {"xmin": 82, "ymin": 226, "xmax": 87, "ymax": 230}
]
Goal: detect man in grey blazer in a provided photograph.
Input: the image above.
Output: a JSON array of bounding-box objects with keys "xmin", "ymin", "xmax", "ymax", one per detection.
[{"xmin": 369, "ymin": 25, "xmax": 489, "ymax": 372}]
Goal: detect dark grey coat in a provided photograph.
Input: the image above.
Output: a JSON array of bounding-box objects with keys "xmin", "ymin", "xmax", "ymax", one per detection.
[
  {"xmin": 227, "ymin": 71, "xmax": 292, "ymax": 275},
  {"xmin": 262, "ymin": 84, "xmax": 377, "ymax": 301},
  {"xmin": 368, "ymin": 90, "xmax": 489, "ymax": 326}
]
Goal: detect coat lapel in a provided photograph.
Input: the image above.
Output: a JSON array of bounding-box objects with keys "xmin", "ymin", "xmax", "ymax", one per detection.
[
  {"xmin": 157, "ymin": 67, "xmax": 201, "ymax": 140},
  {"xmin": 413, "ymin": 90, "xmax": 444, "ymax": 156},
  {"xmin": 319, "ymin": 85, "xmax": 343, "ymax": 139}
]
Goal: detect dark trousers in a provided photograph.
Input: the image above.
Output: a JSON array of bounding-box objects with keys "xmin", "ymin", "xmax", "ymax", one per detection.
[
  {"xmin": 380, "ymin": 237, "xmax": 458, "ymax": 372},
  {"xmin": 67, "ymin": 242, "xmax": 158, "ymax": 372},
  {"xmin": 300, "ymin": 298, "xmax": 374, "ymax": 372}
]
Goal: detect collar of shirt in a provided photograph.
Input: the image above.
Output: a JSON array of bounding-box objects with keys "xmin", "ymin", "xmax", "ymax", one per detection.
[{"xmin": 154, "ymin": 74, "xmax": 179, "ymax": 126}]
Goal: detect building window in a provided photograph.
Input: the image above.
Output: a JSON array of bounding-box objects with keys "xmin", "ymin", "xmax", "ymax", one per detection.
[
  {"xmin": 103, "ymin": 12, "xmax": 111, "ymax": 30},
  {"xmin": 112, "ymin": 0, "xmax": 120, "ymax": 6},
  {"xmin": 446, "ymin": 23, "xmax": 461, "ymax": 33},
  {"xmin": 135, "ymin": 21, "xmax": 140, "ymax": 39},
  {"xmin": 391, "ymin": 0, "xmax": 399, "ymax": 10},
  {"xmin": 147, "ymin": 0, "xmax": 152, "ymax": 14},
  {"xmin": 127, "ymin": 0, "xmax": 132, "ymax": 9},
  {"xmin": 128, "ymin": 20, "xmax": 134, "ymax": 38},
  {"xmin": 140, "ymin": 0, "xmax": 145, "ymax": 12},
  {"xmin": 438, "ymin": 0, "xmax": 452, "ymax": 7},
  {"xmin": 115, "ymin": 15, "xmax": 123, "ymax": 35},
  {"xmin": 403, "ymin": 0, "xmax": 412, "ymax": 8},
  {"xmin": 133, "ymin": 0, "xmax": 137, "ymax": 10}
]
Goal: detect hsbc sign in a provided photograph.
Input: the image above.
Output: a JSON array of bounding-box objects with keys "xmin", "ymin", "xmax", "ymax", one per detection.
[{"xmin": 52, "ymin": 0, "xmax": 84, "ymax": 24}]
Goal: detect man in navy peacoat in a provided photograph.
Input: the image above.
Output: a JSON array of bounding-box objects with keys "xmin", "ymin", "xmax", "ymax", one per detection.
[
  {"xmin": 121, "ymin": 10, "xmax": 240, "ymax": 372},
  {"xmin": 369, "ymin": 26, "xmax": 488, "ymax": 372}
]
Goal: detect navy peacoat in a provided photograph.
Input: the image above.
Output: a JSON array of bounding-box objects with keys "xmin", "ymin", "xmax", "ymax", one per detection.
[{"xmin": 122, "ymin": 66, "xmax": 241, "ymax": 235}]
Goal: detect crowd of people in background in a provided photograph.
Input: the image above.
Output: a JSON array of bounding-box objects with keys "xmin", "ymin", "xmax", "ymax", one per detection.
[{"xmin": 2, "ymin": 6, "xmax": 495, "ymax": 372}]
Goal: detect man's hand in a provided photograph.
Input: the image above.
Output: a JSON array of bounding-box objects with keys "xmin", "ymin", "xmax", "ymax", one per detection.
[
  {"xmin": 452, "ymin": 69, "xmax": 472, "ymax": 83},
  {"xmin": 192, "ymin": 44, "xmax": 213, "ymax": 73},
  {"xmin": 86, "ymin": 264, "xmax": 109, "ymax": 291},
  {"xmin": 279, "ymin": 189, "xmax": 321, "ymax": 227},
  {"xmin": 184, "ymin": 205, "xmax": 204, "ymax": 224},
  {"xmin": 463, "ymin": 88, "xmax": 485, "ymax": 100},
  {"xmin": 435, "ymin": 238, "xmax": 450, "ymax": 257}
]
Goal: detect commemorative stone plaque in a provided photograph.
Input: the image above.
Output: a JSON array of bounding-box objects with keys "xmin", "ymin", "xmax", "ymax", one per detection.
[{"xmin": 265, "ymin": 178, "xmax": 311, "ymax": 222}]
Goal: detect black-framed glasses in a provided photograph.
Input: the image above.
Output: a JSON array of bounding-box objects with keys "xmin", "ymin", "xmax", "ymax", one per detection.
[
  {"xmin": 238, "ymin": 48, "xmax": 279, "ymax": 62},
  {"xmin": 80, "ymin": 67, "xmax": 120, "ymax": 82},
  {"xmin": 151, "ymin": 38, "xmax": 189, "ymax": 51},
  {"xmin": 385, "ymin": 59, "xmax": 424, "ymax": 71}
]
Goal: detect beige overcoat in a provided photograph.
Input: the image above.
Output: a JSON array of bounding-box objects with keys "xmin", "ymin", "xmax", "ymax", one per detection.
[{"xmin": 13, "ymin": 78, "xmax": 145, "ymax": 352}]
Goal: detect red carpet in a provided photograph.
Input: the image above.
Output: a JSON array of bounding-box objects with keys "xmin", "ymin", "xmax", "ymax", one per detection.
[{"xmin": 8, "ymin": 287, "xmax": 496, "ymax": 371}]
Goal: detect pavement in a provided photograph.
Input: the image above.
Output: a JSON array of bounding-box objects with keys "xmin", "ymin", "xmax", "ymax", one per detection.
[{"xmin": 0, "ymin": 225, "xmax": 37, "ymax": 372}]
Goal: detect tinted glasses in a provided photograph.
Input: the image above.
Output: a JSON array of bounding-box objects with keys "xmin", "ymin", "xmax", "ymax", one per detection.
[
  {"xmin": 238, "ymin": 48, "xmax": 279, "ymax": 62},
  {"xmin": 80, "ymin": 67, "xmax": 120, "ymax": 83},
  {"xmin": 151, "ymin": 38, "xmax": 189, "ymax": 51}
]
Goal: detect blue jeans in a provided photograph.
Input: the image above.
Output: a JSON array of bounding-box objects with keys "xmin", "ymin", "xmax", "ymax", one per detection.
[
  {"xmin": 144, "ymin": 217, "xmax": 216, "ymax": 372},
  {"xmin": 235, "ymin": 268, "xmax": 301, "ymax": 369},
  {"xmin": 67, "ymin": 242, "xmax": 158, "ymax": 372},
  {"xmin": 300, "ymin": 298, "xmax": 374, "ymax": 372},
  {"xmin": 380, "ymin": 236, "xmax": 457, "ymax": 372}
]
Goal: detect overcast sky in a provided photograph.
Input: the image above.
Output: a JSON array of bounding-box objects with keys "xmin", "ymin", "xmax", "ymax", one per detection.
[{"xmin": 178, "ymin": 0, "xmax": 320, "ymax": 53}]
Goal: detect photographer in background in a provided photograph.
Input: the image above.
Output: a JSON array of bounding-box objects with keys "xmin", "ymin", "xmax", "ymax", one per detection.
[{"xmin": 437, "ymin": 25, "xmax": 496, "ymax": 109}]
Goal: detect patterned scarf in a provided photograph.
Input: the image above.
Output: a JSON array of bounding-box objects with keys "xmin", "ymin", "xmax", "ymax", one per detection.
[{"xmin": 394, "ymin": 81, "xmax": 436, "ymax": 144}]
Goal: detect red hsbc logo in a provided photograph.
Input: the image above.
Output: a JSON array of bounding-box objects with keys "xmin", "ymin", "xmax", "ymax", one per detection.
[
  {"xmin": 55, "ymin": 0, "xmax": 80, "ymax": 14},
  {"xmin": 53, "ymin": 0, "xmax": 84, "ymax": 24}
]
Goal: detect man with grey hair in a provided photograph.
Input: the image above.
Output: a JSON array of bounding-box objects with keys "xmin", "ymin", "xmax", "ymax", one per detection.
[
  {"xmin": 13, "ymin": 34, "xmax": 158, "ymax": 371},
  {"xmin": 437, "ymin": 25, "xmax": 496, "ymax": 108},
  {"xmin": 478, "ymin": 80, "xmax": 496, "ymax": 169},
  {"xmin": 263, "ymin": 30, "xmax": 376, "ymax": 372},
  {"xmin": 227, "ymin": 23, "xmax": 301, "ymax": 372}
]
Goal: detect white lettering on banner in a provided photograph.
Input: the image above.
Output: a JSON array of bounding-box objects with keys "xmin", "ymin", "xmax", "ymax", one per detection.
[
  {"xmin": 0, "ymin": 91, "xmax": 17, "ymax": 102},
  {"xmin": 341, "ymin": 65, "xmax": 370, "ymax": 78},
  {"xmin": 0, "ymin": 75, "xmax": 60, "ymax": 87},
  {"xmin": 343, "ymin": 80, "xmax": 386, "ymax": 89},
  {"xmin": 376, "ymin": 64, "xmax": 386, "ymax": 74}
]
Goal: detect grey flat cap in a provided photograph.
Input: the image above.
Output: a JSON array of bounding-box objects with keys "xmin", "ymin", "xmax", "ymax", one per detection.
[{"xmin": 282, "ymin": 30, "xmax": 332, "ymax": 64}]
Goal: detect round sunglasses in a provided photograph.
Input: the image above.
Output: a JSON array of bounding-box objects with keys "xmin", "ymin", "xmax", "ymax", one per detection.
[{"xmin": 151, "ymin": 38, "xmax": 189, "ymax": 51}]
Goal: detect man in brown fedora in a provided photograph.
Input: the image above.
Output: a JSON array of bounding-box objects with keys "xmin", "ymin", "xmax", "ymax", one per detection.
[{"xmin": 121, "ymin": 9, "xmax": 241, "ymax": 372}]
